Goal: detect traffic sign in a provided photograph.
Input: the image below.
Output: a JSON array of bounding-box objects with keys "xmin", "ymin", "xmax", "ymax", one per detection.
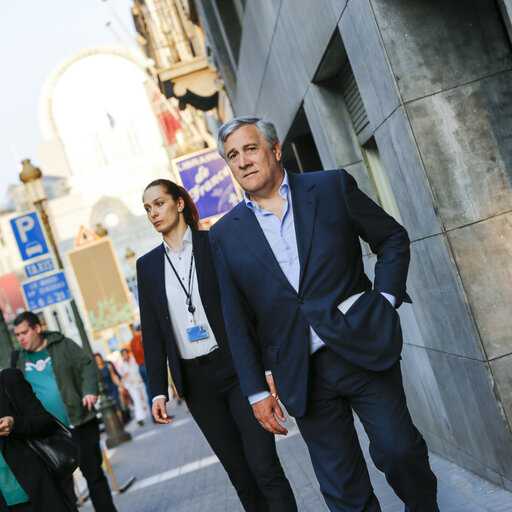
[
  {"xmin": 10, "ymin": 212, "xmax": 49, "ymax": 261},
  {"xmin": 21, "ymin": 271, "xmax": 71, "ymax": 311},
  {"xmin": 24, "ymin": 258, "xmax": 55, "ymax": 278},
  {"xmin": 75, "ymin": 225, "xmax": 100, "ymax": 247}
]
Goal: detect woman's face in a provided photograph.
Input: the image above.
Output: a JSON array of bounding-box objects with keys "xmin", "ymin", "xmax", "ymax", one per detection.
[
  {"xmin": 143, "ymin": 185, "xmax": 184, "ymax": 235},
  {"xmin": 94, "ymin": 354, "xmax": 103, "ymax": 366}
]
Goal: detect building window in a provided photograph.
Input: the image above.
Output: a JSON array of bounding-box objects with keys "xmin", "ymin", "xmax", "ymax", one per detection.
[
  {"xmin": 363, "ymin": 138, "xmax": 402, "ymax": 223},
  {"xmin": 214, "ymin": 0, "xmax": 243, "ymax": 66}
]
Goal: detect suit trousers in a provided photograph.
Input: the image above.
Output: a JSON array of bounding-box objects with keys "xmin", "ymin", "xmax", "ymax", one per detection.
[
  {"xmin": 295, "ymin": 347, "xmax": 438, "ymax": 512},
  {"xmin": 182, "ymin": 355, "xmax": 297, "ymax": 512},
  {"xmin": 67, "ymin": 418, "xmax": 117, "ymax": 512}
]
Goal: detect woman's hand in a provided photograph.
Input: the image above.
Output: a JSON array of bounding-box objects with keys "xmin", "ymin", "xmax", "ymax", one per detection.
[
  {"xmin": 0, "ymin": 416, "xmax": 14, "ymax": 436},
  {"xmin": 152, "ymin": 398, "xmax": 173, "ymax": 424}
]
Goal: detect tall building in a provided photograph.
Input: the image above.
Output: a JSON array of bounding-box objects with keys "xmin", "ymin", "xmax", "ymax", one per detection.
[
  {"xmin": 194, "ymin": 0, "xmax": 512, "ymax": 490},
  {"xmin": 131, "ymin": 0, "xmax": 233, "ymax": 127}
]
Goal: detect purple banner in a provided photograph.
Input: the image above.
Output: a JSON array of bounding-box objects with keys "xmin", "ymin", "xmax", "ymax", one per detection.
[{"xmin": 174, "ymin": 149, "xmax": 239, "ymax": 219}]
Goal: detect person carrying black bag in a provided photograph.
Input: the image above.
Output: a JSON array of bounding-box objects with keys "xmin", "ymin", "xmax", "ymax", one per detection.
[
  {"xmin": 11, "ymin": 312, "xmax": 118, "ymax": 512},
  {"xmin": 0, "ymin": 368, "xmax": 77, "ymax": 511}
]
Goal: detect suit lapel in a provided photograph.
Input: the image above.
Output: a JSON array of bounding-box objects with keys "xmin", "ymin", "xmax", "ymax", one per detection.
[
  {"xmin": 154, "ymin": 245, "xmax": 168, "ymax": 316},
  {"xmin": 232, "ymin": 204, "xmax": 296, "ymax": 294},
  {"xmin": 288, "ymin": 173, "xmax": 317, "ymax": 288},
  {"xmin": 191, "ymin": 229, "xmax": 207, "ymax": 298}
]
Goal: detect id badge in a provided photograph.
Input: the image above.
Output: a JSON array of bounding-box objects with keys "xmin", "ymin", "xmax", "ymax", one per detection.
[{"xmin": 187, "ymin": 324, "xmax": 209, "ymax": 342}]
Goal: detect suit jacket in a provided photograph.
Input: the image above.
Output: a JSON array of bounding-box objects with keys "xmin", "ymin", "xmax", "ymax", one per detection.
[
  {"xmin": 209, "ymin": 169, "xmax": 411, "ymax": 417},
  {"xmin": 0, "ymin": 369, "xmax": 72, "ymax": 511},
  {"xmin": 136, "ymin": 229, "xmax": 235, "ymax": 400}
]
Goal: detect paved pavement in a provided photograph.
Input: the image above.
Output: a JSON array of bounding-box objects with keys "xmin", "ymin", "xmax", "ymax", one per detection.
[{"xmin": 77, "ymin": 400, "xmax": 512, "ymax": 512}]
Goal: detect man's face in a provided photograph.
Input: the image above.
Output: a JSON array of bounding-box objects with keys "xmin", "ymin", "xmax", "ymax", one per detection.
[
  {"xmin": 122, "ymin": 351, "xmax": 130, "ymax": 362},
  {"xmin": 223, "ymin": 124, "xmax": 283, "ymax": 197},
  {"xmin": 13, "ymin": 321, "xmax": 45, "ymax": 352}
]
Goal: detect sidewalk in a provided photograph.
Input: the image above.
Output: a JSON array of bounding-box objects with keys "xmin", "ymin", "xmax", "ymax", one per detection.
[{"xmin": 79, "ymin": 401, "xmax": 512, "ymax": 511}]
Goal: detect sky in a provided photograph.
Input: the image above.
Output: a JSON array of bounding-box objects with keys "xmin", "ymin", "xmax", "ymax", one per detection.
[{"xmin": 0, "ymin": 0, "xmax": 137, "ymax": 209}]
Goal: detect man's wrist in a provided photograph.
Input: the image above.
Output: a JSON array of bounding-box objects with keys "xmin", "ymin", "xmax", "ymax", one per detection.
[
  {"xmin": 152, "ymin": 394, "xmax": 167, "ymax": 403},
  {"xmin": 248, "ymin": 391, "xmax": 271, "ymax": 405}
]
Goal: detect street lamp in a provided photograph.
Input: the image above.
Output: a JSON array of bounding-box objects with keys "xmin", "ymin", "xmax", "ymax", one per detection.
[{"xmin": 19, "ymin": 159, "xmax": 131, "ymax": 448}]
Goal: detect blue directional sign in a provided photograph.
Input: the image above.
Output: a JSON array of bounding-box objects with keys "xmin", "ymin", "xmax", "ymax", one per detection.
[
  {"xmin": 24, "ymin": 257, "xmax": 55, "ymax": 278},
  {"xmin": 22, "ymin": 271, "xmax": 71, "ymax": 311},
  {"xmin": 10, "ymin": 212, "xmax": 49, "ymax": 261}
]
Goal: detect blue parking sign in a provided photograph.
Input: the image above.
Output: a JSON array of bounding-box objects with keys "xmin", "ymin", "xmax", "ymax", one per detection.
[
  {"xmin": 22, "ymin": 271, "xmax": 71, "ymax": 311},
  {"xmin": 10, "ymin": 212, "xmax": 49, "ymax": 261}
]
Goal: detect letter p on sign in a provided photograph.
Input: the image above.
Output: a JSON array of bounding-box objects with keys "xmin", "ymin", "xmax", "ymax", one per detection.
[{"xmin": 15, "ymin": 216, "xmax": 35, "ymax": 243}]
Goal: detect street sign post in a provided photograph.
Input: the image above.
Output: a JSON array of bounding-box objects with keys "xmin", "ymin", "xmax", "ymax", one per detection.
[
  {"xmin": 10, "ymin": 212, "xmax": 49, "ymax": 261},
  {"xmin": 21, "ymin": 271, "xmax": 71, "ymax": 311},
  {"xmin": 24, "ymin": 257, "xmax": 55, "ymax": 278}
]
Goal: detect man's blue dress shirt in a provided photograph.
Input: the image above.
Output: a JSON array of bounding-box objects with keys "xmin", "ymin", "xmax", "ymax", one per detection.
[{"xmin": 244, "ymin": 171, "xmax": 325, "ymax": 404}]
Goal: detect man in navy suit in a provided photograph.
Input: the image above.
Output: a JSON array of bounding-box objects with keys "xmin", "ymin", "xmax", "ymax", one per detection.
[{"xmin": 209, "ymin": 116, "xmax": 439, "ymax": 512}]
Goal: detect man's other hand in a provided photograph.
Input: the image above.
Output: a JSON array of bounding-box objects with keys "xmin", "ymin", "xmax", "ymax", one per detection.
[
  {"xmin": 152, "ymin": 397, "xmax": 173, "ymax": 424},
  {"xmin": 252, "ymin": 395, "xmax": 287, "ymax": 435},
  {"xmin": 82, "ymin": 394, "xmax": 99, "ymax": 411}
]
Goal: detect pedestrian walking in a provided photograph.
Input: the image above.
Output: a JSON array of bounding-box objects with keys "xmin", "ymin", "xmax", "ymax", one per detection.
[
  {"xmin": 0, "ymin": 368, "xmax": 77, "ymax": 511},
  {"xmin": 11, "ymin": 312, "xmax": 118, "ymax": 512},
  {"xmin": 136, "ymin": 179, "xmax": 297, "ymax": 512},
  {"xmin": 129, "ymin": 325, "xmax": 153, "ymax": 411},
  {"xmin": 93, "ymin": 353, "xmax": 123, "ymax": 424},
  {"xmin": 210, "ymin": 116, "xmax": 439, "ymax": 512},
  {"xmin": 119, "ymin": 349, "xmax": 148, "ymax": 426}
]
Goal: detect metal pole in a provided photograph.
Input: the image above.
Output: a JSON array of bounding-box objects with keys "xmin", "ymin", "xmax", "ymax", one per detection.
[{"xmin": 34, "ymin": 200, "xmax": 131, "ymax": 448}]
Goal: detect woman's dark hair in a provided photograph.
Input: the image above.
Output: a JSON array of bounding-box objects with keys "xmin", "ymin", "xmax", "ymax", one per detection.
[{"xmin": 143, "ymin": 179, "xmax": 200, "ymax": 230}]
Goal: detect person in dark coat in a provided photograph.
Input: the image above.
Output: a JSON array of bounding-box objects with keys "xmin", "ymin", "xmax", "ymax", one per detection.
[{"xmin": 0, "ymin": 368, "xmax": 76, "ymax": 511}]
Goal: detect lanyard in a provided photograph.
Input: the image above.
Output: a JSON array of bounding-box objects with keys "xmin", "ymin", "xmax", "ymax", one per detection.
[{"xmin": 163, "ymin": 245, "xmax": 196, "ymax": 314}]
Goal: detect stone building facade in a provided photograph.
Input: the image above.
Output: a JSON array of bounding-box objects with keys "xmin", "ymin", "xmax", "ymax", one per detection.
[{"xmin": 194, "ymin": 0, "xmax": 512, "ymax": 490}]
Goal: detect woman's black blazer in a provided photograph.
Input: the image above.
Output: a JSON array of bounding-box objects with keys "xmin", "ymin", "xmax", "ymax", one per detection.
[{"xmin": 136, "ymin": 229, "xmax": 236, "ymax": 400}]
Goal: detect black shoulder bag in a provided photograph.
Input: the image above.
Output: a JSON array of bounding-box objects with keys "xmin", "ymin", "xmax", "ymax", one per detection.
[{"xmin": 1, "ymin": 371, "xmax": 80, "ymax": 481}]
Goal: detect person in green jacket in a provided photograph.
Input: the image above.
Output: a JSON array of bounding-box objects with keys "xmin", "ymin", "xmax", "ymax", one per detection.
[{"xmin": 11, "ymin": 311, "xmax": 117, "ymax": 512}]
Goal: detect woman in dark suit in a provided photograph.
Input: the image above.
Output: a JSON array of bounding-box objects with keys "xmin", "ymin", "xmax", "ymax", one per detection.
[
  {"xmin": 136, "ymin": 179, "xmax": 296, "ymax": 512},
  {"xmin": 0, "ymin": 368, "xmax": 76, "ymax": 512}
]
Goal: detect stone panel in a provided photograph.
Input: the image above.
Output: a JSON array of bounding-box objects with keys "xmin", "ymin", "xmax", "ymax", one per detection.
[
  {"xmin": 408, "ymin": 235, "xmax": 483, "ymax": 359},
  {"xmin": 255, "ymin": 12, "xmax": 310, "ymax": 138},
  {"xmin": 447, "ymin": 214, "xmax": 512, "ymax": 361},
  {"xmin": 329, "ymin": 0, "xmax": 348, "ymax": 21},
  {"xmin": 489, "ymin": 354, "xmax": 512, "ymax": 437},
  {"xmin": 303, "ymin": 84, "xmax": 363, "ymax": 170},
  {"xmin": 370, "ymin": 0, "xmax": 512, "ymax": 102},
  {"xmin": 402, "ymin": 346, "xmax": 512, "ymax": 482},
  {"xmin": 406, "ymin": 71, "xmax": 512, "ymax": 230},
  {"xmin": 339, "ymin": 0, "xmax": 400, "ymax": 130},
  {"xmin": 281, "ymin": 0, "xmax": 338, "ymax": 80},
  {"xmin": 374, "ymin": 107, "xmax": 440, "ymax": 241},
  {"xmin": 235, "ymin": 0, "xmax": 281, "ymax": 113}
]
